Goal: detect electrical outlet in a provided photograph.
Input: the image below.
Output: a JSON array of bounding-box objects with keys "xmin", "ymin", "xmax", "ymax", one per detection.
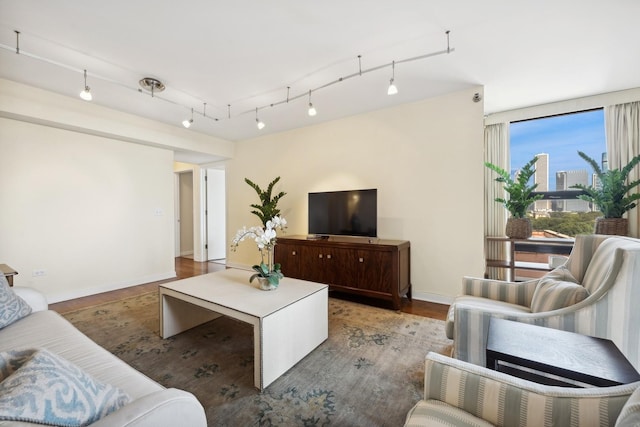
[{"xmin": 32, "ymin": 269, "xmax": 46, "ymax": 277}]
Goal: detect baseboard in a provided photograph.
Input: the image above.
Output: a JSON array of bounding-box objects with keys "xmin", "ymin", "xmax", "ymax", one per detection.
[
  {"xmin": 224, "ymin": 261, "xmax": 253, "ymax": 271},
  {"xmin": 47, "ymin": 271, "xmax": 177, "ymax": 304},
  {"xmin": 408, "ymin": 291, "xmax": 453, "ymax": 306}
]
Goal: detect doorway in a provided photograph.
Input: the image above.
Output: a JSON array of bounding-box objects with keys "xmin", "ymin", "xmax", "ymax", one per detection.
[{"xmin": 176, "ymin": 171, "xmax": 194, "ymax": 258}]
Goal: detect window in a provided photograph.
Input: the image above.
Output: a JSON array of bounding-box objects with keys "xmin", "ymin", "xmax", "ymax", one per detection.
[{"xmin": 509, "ymin": 109, "xmax": 607, "ymax": 237}]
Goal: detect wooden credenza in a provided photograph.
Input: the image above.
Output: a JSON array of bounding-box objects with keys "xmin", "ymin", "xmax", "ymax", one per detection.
[{"xmin": 274, "ymin": 236, "xmax": 411, "ymax": 309}]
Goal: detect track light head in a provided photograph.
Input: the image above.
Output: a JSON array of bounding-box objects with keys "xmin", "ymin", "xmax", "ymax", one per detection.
[
  {"xmin": 80, "ymin": 69, "xmax": 92, "ymax": 101},
  {"xmin": 80, "ymin": 87, "xmax": 92, "ymax": 101},
  {"xmin": 308, "ymin": 103, "xmax": 317, "ymax": 117},
  {"xmin": 255, "ymin": 108, "xmax": 265, "ymax": 130},
  {"xmin": 182, "ymin": 108, "xmax": 194, "ymax": 128},
  {"xmin": 307, "ymin": 90, "xmax": 317, "ymax": 117},
  {"xmin": 387, "ymin": 79, "xmax": 398, "ymax": 96},
  {"xmin": 387, "ymin": 61, "xmax": 398, "ymax": 95}
]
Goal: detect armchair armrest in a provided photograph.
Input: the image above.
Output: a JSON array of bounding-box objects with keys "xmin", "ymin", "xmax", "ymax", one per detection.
[
  {"xmin": 419, "ymin": 352, "xmax": 637, "ymax": 427},
  {"xmin": 445, "ymin": 277, "xmax": 537, "ymax": 340},
  {"xmin": 462, "ymin": 276, "xmax": 538, "ymax": 307}
]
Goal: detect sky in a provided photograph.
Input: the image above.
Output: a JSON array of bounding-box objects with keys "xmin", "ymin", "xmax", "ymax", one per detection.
[{"xmin": 509, "ymin": 109, "xmax": 606, "ymax": 189}]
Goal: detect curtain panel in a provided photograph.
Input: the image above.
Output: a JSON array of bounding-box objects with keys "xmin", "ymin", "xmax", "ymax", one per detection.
[
  {"xmin": 605, "ymin": 101, "xmax": 640, "ymax": 238},
  {"xmin": 484, "ymin": 123, "xmax": 509, "ymax": 279}
]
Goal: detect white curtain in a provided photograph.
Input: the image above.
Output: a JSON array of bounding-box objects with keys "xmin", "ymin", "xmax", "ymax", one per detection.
[
  {"xmin": 605, "ymin": 101, "xmax": 640, "ymax": 237},
  {"xmin": 484, "ymin": 123, "xmax": 509, "ymax": 278}
]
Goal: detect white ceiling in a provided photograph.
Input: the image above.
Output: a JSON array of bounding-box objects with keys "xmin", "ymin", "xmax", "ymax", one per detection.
[{"xmin": 1, "ymin": 0, "xmax": 639, "ymax": 143}]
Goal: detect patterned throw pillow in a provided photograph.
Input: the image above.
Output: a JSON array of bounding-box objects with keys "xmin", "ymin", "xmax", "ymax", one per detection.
[
  {"xmin": 530, "ymin": 266, "xmax": 589, "ymax": 313},
  {"xmin": 0, "ymin": 274, "xmax": 32, "ymax": 329},
  {"xmin": 0, "ymin": 348, "xmax": 131, "ymax": 427}
]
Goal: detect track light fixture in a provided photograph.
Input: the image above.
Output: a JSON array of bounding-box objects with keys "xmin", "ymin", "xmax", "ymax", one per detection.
[
  {"xmin": 182, "ymin": 108, "xmax": 194, "ymax": 128},
  {"xmin": 387, "ymin": 61, "xmax": 398, "ymax": 95},
  {"xmin": 4, "ymin": 29, "xmax": 454, "ymax": 132},
  {"xmin": 255, "ymin": 108, "xmax": 265, "ymax": 130},
  {"xmin": 80, "ymin": 69, "xmax": 92, "ymax": 101},
  {"xmin": 307, "ymin": 90, "xmax": 317, "ymax": 117}
]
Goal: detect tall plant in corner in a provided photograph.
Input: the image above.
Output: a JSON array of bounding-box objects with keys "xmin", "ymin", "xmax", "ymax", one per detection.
[
  {"xmin": 245, "ymin": 176, "xmax": 287, "ymax": 227},
  {"xmin": 571, "ymin": 150, "xmax": 640, "ymax": 235},
  {"xmin": 485, "ymin": 156, "xmax": 543, "ymax": 238}
]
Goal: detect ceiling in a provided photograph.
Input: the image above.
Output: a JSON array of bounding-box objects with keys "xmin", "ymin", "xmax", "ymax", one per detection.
[{"xmin": 1, "ymin": 0, "xmax": 639, "ymax": 143}]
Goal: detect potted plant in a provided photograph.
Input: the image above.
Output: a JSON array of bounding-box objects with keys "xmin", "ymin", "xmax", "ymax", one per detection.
[
  {"xmin": 245, "ymin": 176, "xmax": 287, "ymax": 227},
  {"xmin": 570, "ymin": 151, "xmax": 640, "ymax": 236},
  {"xmin": 231, "ymin": 216, "xmax": 287, "ymax": 290},
  {"xmin": 485, "ymin": 156, "xmax": 544, "ymax": 239}
]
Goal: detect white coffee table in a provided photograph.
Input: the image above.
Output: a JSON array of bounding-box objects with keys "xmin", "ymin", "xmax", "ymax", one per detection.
[{"xmin": 159, "ymin": 268, "xmax": 328, "ymax": 390}]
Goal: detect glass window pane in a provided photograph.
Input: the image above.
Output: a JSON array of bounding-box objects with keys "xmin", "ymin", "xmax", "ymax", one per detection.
[{"xmin": 509, "ymin": 109, "xmax": 607, "ymax": 237}]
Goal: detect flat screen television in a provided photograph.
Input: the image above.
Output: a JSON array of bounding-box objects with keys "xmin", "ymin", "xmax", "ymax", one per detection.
[{"xmin": 308, "ymin": 189, "xmax": 377, "ymax": 237}]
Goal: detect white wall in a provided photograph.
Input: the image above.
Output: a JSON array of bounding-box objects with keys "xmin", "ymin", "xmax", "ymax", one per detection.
[
  {"xmin": 0, "ymin": 118, "xmax": 175, "ymax": 302},
  {"xmin": 226, "ymin": 87, "xmax": 486, "ymax": 303},
  {"xmin": 0, "ymin": 79, "xmax": 234, "ymax": 303}
]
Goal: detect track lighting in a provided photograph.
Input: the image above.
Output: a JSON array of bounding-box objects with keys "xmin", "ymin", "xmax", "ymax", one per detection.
[
  {"xmin": 80, "ymin": 69, "xmax": 92, "ymax": 101},
  {"xmin": 255, "ymin": 108, "xmax": 265, "ymax": 130},
  {"xmin": 5, "ymin": 28, "xmax": 454, "ymax": 132},
  {"xmin": 387, "ymin": 61, "xmax": 398, "ymax": 95},
  {"xmin": 307, "ymin": 90, "xmax": 317, "ymax": 117},
  {"xmin": 182, "ymin": 108, "xmax": 194, "ymax": 128}
]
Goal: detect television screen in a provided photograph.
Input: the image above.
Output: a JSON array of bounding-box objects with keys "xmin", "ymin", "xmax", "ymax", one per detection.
[{"xmin": 308, "ymin": 189, "xmax": 377, "ymax": 237}]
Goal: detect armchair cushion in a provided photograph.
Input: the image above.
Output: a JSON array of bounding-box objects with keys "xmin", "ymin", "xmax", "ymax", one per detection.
[{"xmin": 530, "ymin": 267, "xmax": 588, "ymax": 312}]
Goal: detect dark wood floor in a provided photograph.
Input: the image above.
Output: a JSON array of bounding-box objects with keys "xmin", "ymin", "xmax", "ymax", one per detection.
[{"xmin": 50, "ymin": 258, "xmax": 449, "ymax": 320}]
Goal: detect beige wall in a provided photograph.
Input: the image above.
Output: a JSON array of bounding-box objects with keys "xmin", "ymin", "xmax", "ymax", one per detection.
[
  {"xmin": 0, "ymin": 78, "xmax": 484, "ymax": 303},
  {"xmin": 226, "ymin": 87, "xmax": 486, "ymax": 303},
  {"xmin": 0, "ymin": 118, "xmax": 175, "ymax": 302}
]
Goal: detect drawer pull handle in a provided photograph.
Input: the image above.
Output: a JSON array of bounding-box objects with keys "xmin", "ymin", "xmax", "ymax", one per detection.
[
  {"xmin": 292, "ymin": 251, "xmax": 296, "ymax": 256},
  {"xmin": 327, "ymin": 254, "xmax": 332, "ymax": 259},
  {"xmin": 359, "ymin": 257, "xmax": 364, "ymax": 263},
  {"xmin": 319, "ymin": 254, "xmax": 323, "ymax": 258}
]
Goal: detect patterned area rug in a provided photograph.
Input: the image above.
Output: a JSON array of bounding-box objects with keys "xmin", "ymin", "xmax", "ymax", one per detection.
[{"xmin": 63, "ymin": 292, "xmax": 452, "ymax": 426}]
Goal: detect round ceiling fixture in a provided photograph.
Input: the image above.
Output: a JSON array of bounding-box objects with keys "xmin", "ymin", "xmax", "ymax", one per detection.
[{"xmin": 138, "ymin": 77, "xmax": 165, "ymax": 95}]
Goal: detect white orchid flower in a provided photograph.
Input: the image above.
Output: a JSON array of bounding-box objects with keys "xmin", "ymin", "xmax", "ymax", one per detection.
[{"xmin": 230, "ymin": 216, "xmax": 286, "ymax": 252}]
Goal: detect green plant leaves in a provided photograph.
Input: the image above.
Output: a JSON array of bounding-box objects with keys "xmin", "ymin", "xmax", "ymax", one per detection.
[
  {"xmin": 248, "ymin": 262, "xmax": 284, "ymax": 285},
  {"xmin": 245, "ymin": 177, "xmax": 287, "ymax": 227},
  {"xmin": 485, "ymin": 156, "xmax": 543, "ymax": 218},
  {"xmin": 572, "ymin": 151, "xmax": 640, "ymax": 218}
]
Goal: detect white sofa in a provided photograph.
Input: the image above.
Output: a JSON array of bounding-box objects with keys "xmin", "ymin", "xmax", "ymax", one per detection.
[{"xmin": 0, "ymin": 278, "xmax": 206, "ymax": 427}]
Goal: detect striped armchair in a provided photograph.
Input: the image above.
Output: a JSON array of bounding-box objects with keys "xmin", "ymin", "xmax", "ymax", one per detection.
[
  {"xmin": 446, "ymin": 234, "xmax": 640, "ymax": 369},
  {"xmin": 404, "ymin": 352, "xmax": 640, "ymax": 427}
]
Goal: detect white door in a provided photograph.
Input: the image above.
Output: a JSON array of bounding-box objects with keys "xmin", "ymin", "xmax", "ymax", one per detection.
[{"xmin": 206, "ymin": 169, "xmax": 226, "ymax": 260}]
